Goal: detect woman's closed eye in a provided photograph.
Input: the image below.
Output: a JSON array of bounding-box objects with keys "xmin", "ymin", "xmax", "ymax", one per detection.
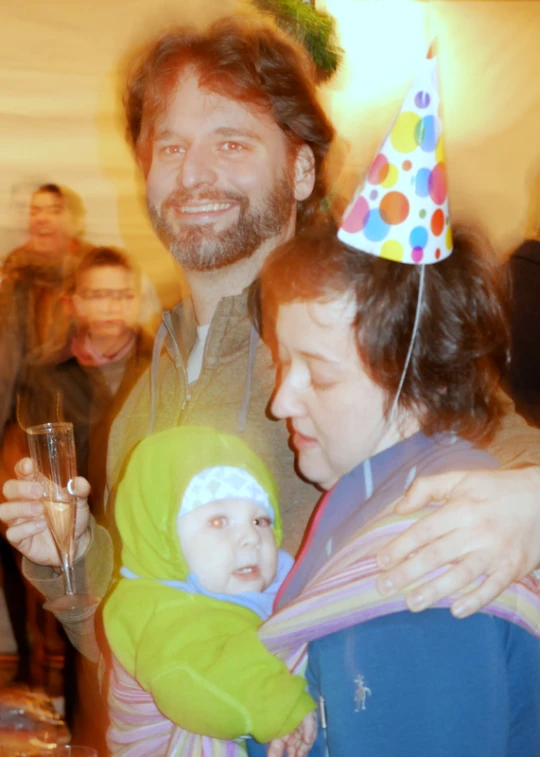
[{"xmin": 309, "ymin": 369, "xmax": 339, "ymax": 391}]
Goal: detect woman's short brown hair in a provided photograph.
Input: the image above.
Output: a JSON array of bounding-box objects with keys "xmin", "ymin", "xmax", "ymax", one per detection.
[
  {"xmin": 123, "ymin": 17, "xmax": 335, "ymax": 231},
  {"xmin": 260, "ymin": 221, "xmax": 510, "ymax": 444}
]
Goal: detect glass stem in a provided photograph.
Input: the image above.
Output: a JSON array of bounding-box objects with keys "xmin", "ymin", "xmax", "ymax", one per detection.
[{"xmin": 61, "ymin": 552, "xmax": 75, "ymax": 596}]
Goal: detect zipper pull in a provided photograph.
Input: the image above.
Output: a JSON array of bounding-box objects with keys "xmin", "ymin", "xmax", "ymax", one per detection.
[
  {"xmin": 318, "ymin": 695, "xmax": 327, "ymax": 730},
  {"xmin": 318, "ymin": 695, "xmax": 331, "ymax": 757}
]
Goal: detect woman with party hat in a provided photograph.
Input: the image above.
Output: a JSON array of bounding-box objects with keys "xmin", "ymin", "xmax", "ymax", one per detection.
[{"xmin": 253, "ymin": 48, "xmax": 540, "ymax": 756}]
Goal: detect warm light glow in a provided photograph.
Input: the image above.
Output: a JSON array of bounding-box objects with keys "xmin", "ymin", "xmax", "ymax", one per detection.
[{"xmin": 319, "ymin": 0, "xmax": 428, "ymax": 107}]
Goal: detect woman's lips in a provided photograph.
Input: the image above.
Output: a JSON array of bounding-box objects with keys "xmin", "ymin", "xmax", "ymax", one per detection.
[{"xmin": 292, "ymin": 431, "xmax": 318, "ymax": 450}]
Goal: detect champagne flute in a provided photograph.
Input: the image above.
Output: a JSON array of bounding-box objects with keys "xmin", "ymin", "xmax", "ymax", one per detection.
[{"xmin": 26, "ymin": 422, "xmax": 98, "ymax": 612}]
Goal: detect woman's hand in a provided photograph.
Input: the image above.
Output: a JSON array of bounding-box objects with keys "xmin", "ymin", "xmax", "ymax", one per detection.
[
  {"xmin": 375, "ymin": 467, "xmax": 540, "ymax": 618},
  {"xmin": 267, "ymin": 711, "xmax": 317, "ymax": 757},
  {"xmin": 0, "ymin": 457, "xmax": 91, "ymax": 567}
]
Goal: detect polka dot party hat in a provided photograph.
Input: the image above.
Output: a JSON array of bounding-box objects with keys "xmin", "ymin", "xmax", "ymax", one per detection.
[{"xmin": 338, "ymin": 43, "xmax": 452, "ymax": 265}]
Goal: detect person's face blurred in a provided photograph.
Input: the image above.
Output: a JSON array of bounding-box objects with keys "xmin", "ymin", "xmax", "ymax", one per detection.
[
  {"xmin": 177, "ymin": 498, "xmax": 278, "ymax": 594},
  {"xmin": 72, "ymin": 266, "xmax": 141, "ymax": 342},
  {"xmin": 145, "ymin": 70, "xmax": 310, "ymax": 271},
  {"xmin": 270, "ymin": 297, "xmax": 408, "ymax": 491},
  {"xmin": 28, "ymin": 191, "xmax": 72, "ymax": 253}
]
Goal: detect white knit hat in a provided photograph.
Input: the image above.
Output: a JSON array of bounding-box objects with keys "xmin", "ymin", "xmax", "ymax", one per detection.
[{"xmin": 178, "ymin": 465, "xmax": 274, "ymax": 522}]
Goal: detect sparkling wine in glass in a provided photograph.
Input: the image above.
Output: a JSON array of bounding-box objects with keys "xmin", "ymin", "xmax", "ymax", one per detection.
[{"xmin": 26, "ymin": 422, "xmax": 98, "ymax": 612}]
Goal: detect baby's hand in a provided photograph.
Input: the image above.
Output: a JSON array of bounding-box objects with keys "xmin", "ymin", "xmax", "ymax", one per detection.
[{"xmin": 267, "ymin": 711, "xmax": 317, "ymax": 757}]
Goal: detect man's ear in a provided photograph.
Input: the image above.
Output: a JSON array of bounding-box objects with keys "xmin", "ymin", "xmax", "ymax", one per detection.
[{"xmin": 293, "ymin": 144, "xmax": 316, "ymax": 202}]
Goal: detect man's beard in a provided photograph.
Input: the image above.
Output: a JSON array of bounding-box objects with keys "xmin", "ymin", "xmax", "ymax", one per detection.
[{"xmin": 147, "ymin": 176, "xmax": 295, "ymax": 272}]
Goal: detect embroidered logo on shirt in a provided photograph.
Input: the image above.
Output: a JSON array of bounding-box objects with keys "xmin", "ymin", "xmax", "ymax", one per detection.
[{"xmin": 354, "ymin": 674, "xmax": 372, "ymax": 711}]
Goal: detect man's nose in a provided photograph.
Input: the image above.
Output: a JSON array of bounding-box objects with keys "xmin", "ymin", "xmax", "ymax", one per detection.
[{"xmin": 177, "ymin": 145, "xmax": 217, "ymax": 190}]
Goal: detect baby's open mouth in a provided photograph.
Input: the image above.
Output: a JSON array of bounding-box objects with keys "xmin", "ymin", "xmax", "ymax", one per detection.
[{"xmin": 233, "ymin": 565, "xmax": 260, "ymax": 579}]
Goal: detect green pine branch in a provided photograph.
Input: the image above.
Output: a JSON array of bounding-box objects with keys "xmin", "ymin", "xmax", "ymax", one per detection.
[{"xmin": 253, "ymin": 0, "xmax": 343, "ymax": 81}]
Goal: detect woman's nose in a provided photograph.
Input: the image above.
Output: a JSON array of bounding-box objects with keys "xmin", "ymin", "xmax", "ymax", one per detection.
[{"xmin": 271, "ymin": 376, "xmax": 305, "ymax": 421}]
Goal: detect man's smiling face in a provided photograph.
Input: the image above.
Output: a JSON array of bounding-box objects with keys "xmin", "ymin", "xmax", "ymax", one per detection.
[{"xmin": 145, "ymin": 70, "xmax": 297, "ymax": 271}]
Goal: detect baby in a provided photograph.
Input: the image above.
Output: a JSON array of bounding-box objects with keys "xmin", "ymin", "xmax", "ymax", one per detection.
[{"xmin": 103, "ymin": 425, "xmax": 315, "ymax": 757}]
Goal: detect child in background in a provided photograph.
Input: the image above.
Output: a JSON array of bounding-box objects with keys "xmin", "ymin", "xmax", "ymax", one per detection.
[
  {"xmin": 103, "ymin": 426, "xmax": 316, "ymax": 757},
  {"xmin": 10, "ymin": 246, "xmax": 153, "ymax": 516}
]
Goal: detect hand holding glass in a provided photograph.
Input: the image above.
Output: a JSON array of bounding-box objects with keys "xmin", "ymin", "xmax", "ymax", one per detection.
[{"xmin": 26, "ymin": 422, "xmax": 98, "ymax": 612}]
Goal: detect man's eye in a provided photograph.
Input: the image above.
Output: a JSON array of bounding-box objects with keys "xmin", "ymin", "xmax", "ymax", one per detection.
[
  {"xmin": 254, "ymin": 516, "xmax": 271, "ymax": 528},
  {"xmin": 209, "ymin": 516, "xmax": 227, "ymax": 528},
  {"xmin": 160, "ymin": 145, "xmax": 184, "ymax": 157},
  {"xmin": 220, "ymin": 141, "xmax": 245, "ymax": 152}
]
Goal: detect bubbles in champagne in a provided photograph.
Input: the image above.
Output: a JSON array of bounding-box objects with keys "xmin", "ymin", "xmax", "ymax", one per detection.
[{"xmin": 43, "ymin": 499, "xmax": 76, "ymax": 556}]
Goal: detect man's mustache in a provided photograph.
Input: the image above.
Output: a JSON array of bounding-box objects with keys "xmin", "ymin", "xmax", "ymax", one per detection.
[{"xmin": 161, "ymin": 189, "xmax": 246, "ymax": 208}]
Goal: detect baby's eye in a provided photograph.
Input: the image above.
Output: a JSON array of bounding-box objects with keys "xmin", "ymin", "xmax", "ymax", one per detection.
[
  {"xmin": 209, "ymin": 516, "xmax": 227, "ymax": 528},
  {"xmin": 254, "ymin": 516, "xmax": 272, "ymax": 528}
]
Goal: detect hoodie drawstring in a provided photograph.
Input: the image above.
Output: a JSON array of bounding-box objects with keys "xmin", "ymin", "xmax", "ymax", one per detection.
[
  {"xmin": 148, "ymin": 321, "xmax": 168, "ymax": 436},
  {"xmin": 236, "ymin": 325, "xmax": 259, "ymax": 433}
]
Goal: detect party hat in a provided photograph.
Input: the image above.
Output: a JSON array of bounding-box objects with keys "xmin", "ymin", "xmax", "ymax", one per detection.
[{"xmin": 338, "ymin": 43, "xmax": 452, "ymax": 264}]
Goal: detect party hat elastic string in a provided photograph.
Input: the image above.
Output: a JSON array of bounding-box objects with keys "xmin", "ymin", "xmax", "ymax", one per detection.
[
  {"xmin": 336, "ymin": 43, "xmax": 451, "ymax": 434},
  {"xmin": 388, "ymin": 264, "xmax": 425, "ymax": 422}
]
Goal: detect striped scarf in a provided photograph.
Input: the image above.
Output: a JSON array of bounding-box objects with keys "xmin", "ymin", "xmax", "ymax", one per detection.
[{"xmin": 107, "ymin": 503, "xmax": 540, "ymax": 757}]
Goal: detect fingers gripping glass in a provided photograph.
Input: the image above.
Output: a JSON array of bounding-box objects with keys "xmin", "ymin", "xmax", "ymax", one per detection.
[{"xmin": 26, "ymin": 423, "xmax": 98, "ymax": 612}]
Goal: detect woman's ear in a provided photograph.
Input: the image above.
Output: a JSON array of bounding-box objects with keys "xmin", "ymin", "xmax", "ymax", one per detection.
[{"xmin": 293, "ymin": 144, "xmax": 316, "ymax": 202}]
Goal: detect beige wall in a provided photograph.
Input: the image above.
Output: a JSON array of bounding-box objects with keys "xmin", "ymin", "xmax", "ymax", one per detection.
[{"xmin": 1, "ymin": 0, "xmax": 539, "ymax": 308}]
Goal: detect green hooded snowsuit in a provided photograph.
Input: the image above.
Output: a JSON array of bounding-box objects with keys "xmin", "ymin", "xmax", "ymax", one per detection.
[{"xmin": 103, "ymin": 426, "xmax": 314, "ymax": 743}]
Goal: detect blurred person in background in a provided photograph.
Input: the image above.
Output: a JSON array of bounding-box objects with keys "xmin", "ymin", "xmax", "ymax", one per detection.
[
  {"xmin": 505, "ymin": 234, "xmax": 540, "ymax": 427},
  {"xmin": 0, "ymin": 178, "xmax": 50, "ymax": 263},
  {"xmin": 7, "ymin": 246, "xmax": 152, "ymax": 517},
  {"xmin": 0, "ymin": 247, "xmax": 151, "ymax": 751},
  {"xmin": 0, "ymin": 183, "xmax": 91, "ymax": 440},
  {"xmin": 0, "ymin": 182, "xmax": 90, "ymax": 690}
]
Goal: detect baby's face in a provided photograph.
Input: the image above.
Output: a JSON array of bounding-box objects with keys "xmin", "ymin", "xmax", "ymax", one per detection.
[{"xmin": 177, "ymin": 498, "xmax": 278, "ymax": 595}]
